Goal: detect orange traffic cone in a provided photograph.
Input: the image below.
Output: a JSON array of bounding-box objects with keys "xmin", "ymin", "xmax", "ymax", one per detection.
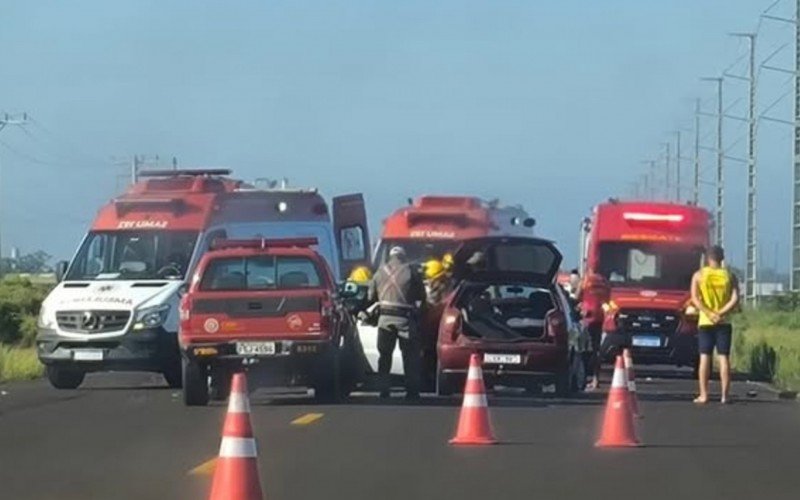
[
  {"xmin": 623, "ymin": 348, "xmax": 641, "ymax": 418},
  {"xmin": 449, "ymin": 353, "xmax": 497, "ymax": 445},
  {"xmin": 209, "ymin": 373, "xmax": 264, "ymax": 500},
  {"xmin": 595, "ymin": 355, "xmax": 641, "ymax": 448}
]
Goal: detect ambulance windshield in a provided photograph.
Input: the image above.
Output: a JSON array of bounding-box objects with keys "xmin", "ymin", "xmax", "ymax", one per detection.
[
  {"xmin": 597, "ymin": 242, "xmax": 702, "ymax": 290},
  {"xmin": 374, "ymin": 239, "xmax": 458, "ymax": 267},
  {"xmin": 66, "ymin": 230, "xmax": 199, "ymax": 281}
]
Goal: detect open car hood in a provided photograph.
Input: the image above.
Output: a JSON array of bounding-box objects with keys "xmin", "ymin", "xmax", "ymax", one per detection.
[{"xmin": 452, "ymin": 236, "xmax": 562, "ymax": 285}]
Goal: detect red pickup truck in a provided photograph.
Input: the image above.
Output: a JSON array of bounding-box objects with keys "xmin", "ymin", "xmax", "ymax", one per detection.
[{"xmin": 178, "ymin": 238, "xmax": 356, "ymax": 406}]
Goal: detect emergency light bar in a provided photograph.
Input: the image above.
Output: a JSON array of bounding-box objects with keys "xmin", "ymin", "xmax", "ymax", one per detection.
[
  {"xmin": 622, "ymin": 212, "xmax": 684, "ymax": 223},
  {"xmin": 138, "ymin": 169, "xmax": 232, "ymax": 178},
  {"xmin": 210, "ymin": 237, "xmax": 319, "ymax": 251},
  {"xmin": 114, "ymin": 197, "xmax": 185, "ymax": 215}
]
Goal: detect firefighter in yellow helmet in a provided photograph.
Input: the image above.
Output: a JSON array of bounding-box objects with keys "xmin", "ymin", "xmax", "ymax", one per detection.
[
  {"xmin": 348, "ymin": 266, "xmax": 373, "ymax": 285},
  {"xmin": 424, "ymin": 256, "xmax": 452, "ymax": 305}
]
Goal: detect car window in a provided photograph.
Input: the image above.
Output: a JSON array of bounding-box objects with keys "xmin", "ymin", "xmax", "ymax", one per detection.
[{"xmin": 200, "ymin": 256, "xmax": 323, "ymax": 291}]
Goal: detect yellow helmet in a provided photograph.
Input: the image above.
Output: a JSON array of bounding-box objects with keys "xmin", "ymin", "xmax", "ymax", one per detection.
[
  {"xmin": 441, "ymin": 253, "xmax": 455, "ymax": 270},
  {"xmin": 424, "ymin": 259, "xmax": 446, "ymax": 280},
  {"xmin": 348, "ymin": 266, "xmax": 372, "ymax": 284}
]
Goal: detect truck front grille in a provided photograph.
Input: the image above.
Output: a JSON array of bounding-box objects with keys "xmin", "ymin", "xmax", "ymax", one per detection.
[
  {"xmin": 617, "ymin": 309, "xmax": 679, "ymax": 336},
  {"xmin": 56, "ymin": 310, "xmax": 130, "ymax": 334}
]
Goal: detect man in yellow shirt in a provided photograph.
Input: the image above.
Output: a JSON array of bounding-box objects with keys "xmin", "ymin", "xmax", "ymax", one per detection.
[{"xmin": 690, "ymin": 245, "xmax": 739, "ymax": 404}]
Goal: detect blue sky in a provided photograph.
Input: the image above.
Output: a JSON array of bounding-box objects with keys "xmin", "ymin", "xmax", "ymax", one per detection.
[{"xmin": 0, "ymin": 0, "xmax": 794, "ymax": 270}]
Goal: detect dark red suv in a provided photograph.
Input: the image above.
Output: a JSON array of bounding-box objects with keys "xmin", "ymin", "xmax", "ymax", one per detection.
[
  {"xmin": 435, "ymin": 237, "xmax": 587, "ymax": 396},
  {"xmin": 179, "ymin": 238, "xmax": 355, "ymax": 406}
]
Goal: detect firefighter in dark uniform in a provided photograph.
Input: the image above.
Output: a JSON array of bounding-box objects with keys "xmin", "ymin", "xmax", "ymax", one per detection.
[{"xmin": 368, "ymin": 246, "xmax": 426, "ymax": 400}]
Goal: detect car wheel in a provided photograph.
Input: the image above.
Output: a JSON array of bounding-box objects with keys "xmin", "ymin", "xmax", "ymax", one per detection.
[
  {"xmin": 571, "ymin": 350, "xmax": 587, "ymax": 393},
  {"xmin": 209, "ymin": 366, "xmax": 231, "ymax": 401},
  {"xmin": 46, "ymin": 366, "xmax": 85, "ymax": 389},
  {"xmin": 162, "ymin": 362, "xmax": 183, "ymax": 389},
  {"xmin": 182, "ymin": 358, "xmax": 209, "ymax": 407},
  {"xmin": 313, "ymin": 349, "xmax": 341, "ymax": 404},
  {"xmin": 436, "ymin": 361, "xmax": 454, "ymax": 397}
]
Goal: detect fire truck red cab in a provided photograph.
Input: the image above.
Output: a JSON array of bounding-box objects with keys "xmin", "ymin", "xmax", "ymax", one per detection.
[
  {"xmin": 179, "ymin": 238, "xmax": 355, "ymax": 405},
  {"xmin": 580, "ymin": 200, "xmax": 710, "ymax": 368},
  {"xmin": 354, "ymin": 195, "xmax": 535, "ymax": 389}
]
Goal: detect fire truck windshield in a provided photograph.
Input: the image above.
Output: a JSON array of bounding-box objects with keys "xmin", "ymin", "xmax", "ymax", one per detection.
[
  {"xmin": 597, "ymin": 242, "xmax": 702, "ymax": 290},
  {"xmin": 374, "ymin": 239, "xmax": 458, "ymax": 267},
  {"xmin": 66, "ymin": 230, "xmax": 199, "ymax": 281}
]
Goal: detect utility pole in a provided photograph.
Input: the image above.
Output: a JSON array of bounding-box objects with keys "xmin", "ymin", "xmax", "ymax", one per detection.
[
  {"xmin": 731, "ymin": 32, "xmax": 758, "ymax": 306},
  {"xmin": 131, "ymin": 155, "xmax": 140, "ymax": 184},
  {"xmin": 663, "ymin": 142, "xmax": 671, "ymax": 200},
  {"xmin": 675, "ymin": 130, "xmax": 682, "ymax": 202},
  {"xmin": 702, "ymin": 76, "xmax": 724, "ymax": 245},
  {"xmin": 694, "ymin": 99, "xmax": 701, "ymax": 205},
  {"xmin": 0, "ymin": 112, "xmax": 29, "ymax": 261},
  {"xmin": 795, "ymin": 0, "xmax": 800, "ymax": 290}
]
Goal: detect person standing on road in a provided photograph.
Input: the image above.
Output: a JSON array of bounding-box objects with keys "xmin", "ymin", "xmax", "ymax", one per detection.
[
  {"xmin": 368, "ymin": 246, "xmax": 426, "ymax": 400},
  {"xmin": 690, "ymin": 245, "xmax": 739, "ymax": 404}
]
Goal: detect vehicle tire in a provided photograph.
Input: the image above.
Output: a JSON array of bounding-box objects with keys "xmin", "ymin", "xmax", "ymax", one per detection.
[
  {"xmin": 313, "ymin": 348, "xmax": 341, "ymax": 404},
  {"xmin": 46, "ymin": 366, "xmax": 85, "ymax": 389},
  {"xmin": 162, "ymin": 362, "xmax": 183, "ymax": 389},
  {"xmin": 209, "ymin": 366, "xmax": 231, "ymax": 401},
  {"xmin": 182, "ymin": 359, "xmax": 208, "ymax": 407},
  {"xmin": 554, "ymin": 351, "xmax": 576, "ymax": 398},
  {"xmin": 571, "ymin": 350, "xmax": 587, "ymax": 393},
  {"xmin": 435, "ymin": 362, "xmax": 454, "ymax": 397}
]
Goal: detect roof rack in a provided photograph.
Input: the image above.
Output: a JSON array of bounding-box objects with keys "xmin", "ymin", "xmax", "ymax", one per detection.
[{"xmin": 138, "ymin": 168, "xmax": 232, "ymax": 178}]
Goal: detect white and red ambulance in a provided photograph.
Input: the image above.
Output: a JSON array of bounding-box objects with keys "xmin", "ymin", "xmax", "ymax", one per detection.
[{"xmin": 36, "ymin": 169, "xmax": 369, "ymax": 389}]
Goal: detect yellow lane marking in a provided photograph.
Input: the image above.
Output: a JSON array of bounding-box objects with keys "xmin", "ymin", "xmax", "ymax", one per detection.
[
  {"xmin": 189, "ymin": 457, "xmax": 217, "ymax": 476},
  {"xmin": 291, "ymin": 412, "xmax": 324, "ymax": 425}
]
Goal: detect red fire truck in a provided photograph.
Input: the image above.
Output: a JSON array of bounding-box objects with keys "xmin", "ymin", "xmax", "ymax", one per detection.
[
  {"xmin": 36, "ymin": 169, "xmax": 370, "ymax": 390},
  {"xmin": 354, "ymin": 195, "xmax": 535, "ymax": 389},
  {"xmin": 579, "ymin": 200, "xmax": 711, "ymax": 368}
]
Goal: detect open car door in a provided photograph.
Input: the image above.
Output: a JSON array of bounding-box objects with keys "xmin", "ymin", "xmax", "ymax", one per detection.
[
  {"xmin": 333, "ymin": 194, "xmax": 371, "ymax": 280},
  {"xmin": 452, "ymin": 236, "xmax": 562, "ymax": 285}
]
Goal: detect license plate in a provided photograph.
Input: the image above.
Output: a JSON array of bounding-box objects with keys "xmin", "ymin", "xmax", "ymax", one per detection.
[
  {"xmin": 632, "ymin": 335, "xmax": 661, "ymax": 348},
  {"xmin": 483, "ymin": 353, "xmax": 522, "ymax": 364},
  {"xmin": 73, "ymin": 349, "xmax": 103, "ymax": 361},
  {"xmin": 236, "ymin": 342, "xmax": 276, "ymax": 356}
]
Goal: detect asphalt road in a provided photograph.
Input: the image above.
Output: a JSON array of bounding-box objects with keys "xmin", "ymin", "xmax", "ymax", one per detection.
[{"xmin": 0, "ymin": 369, "xmax": 797, "ymax": 500}]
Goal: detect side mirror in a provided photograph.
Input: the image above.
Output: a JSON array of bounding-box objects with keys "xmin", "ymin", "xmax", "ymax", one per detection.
[{"xmin": 55, "ymin": 261, "xmax": 69, "ymax": 283}]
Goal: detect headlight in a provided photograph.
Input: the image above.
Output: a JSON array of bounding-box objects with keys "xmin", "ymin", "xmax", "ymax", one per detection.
[
  {"xmin": 37, "ymin": 305, "xmax": 55, "ymax": 329},
  {"xmin": 685, "ymin": 304, "xmax": 699, "ymax": 316},
  {"xmin": 133, "ymin": 305, "xmax": 171, "ymax": 330}
]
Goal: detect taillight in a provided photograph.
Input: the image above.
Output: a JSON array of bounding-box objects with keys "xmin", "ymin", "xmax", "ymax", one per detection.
[
  {"xmin": 546, "ymin": 310, "xmax": 568, "ymax": 346},
  {"xmin": 179, "ymin": 296, "xmax": 192, "ymax": 322},
  {"xmin": 320, "ymin": 303, "xmax": 334, "ymax": 331},
  {"xmin": 441, "ymin": 308, "xmax": 461, "ymax": 341}
]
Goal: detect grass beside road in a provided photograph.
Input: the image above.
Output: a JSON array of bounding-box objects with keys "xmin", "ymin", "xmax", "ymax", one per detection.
[
  {"xmin": 0, "ymin": 346, "xmax": 43, "ymax": 383},
  {"xmin": 732, "ymin": 311, "xmax": 800, "ymax": 393}
]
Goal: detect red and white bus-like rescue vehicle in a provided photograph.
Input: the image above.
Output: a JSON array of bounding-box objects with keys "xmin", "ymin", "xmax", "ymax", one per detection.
[
  {"xmin": 36, "ymin": 169, "xmax": 370, "ymax": 390},
  {"xmin": 579, "ymin": 200, "xmax": 711, "ymax": 368}
]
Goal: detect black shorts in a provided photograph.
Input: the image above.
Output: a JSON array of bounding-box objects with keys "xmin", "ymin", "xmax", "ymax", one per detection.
[{"xmin": 698, "ymin": 324, "xmax": 732, "ymax": 355}]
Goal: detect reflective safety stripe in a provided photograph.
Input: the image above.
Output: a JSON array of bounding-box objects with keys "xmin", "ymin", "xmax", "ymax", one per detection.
[
  {"xmin": 610, "ymin": 366, "xmax": 627, "ymax": 389},
  {"xmin": 467, "ymin": 366, "xmax": 483, "ymax": 381},
  {"xmin": 227, "ymin": 392, "xmax": 250, "ymax": 413},
  {"xmin": 219, "ymin": 437, "xmax": 258, "ymax": 458},
  {"xmin": 462, "ymin": 393, "xmax": 488, "ymax": 408}
]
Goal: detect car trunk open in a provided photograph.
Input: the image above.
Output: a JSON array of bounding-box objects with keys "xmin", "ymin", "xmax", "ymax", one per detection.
[{"xmin": 456, "ymin": 283, "xmax": 556, "ymax": 342}]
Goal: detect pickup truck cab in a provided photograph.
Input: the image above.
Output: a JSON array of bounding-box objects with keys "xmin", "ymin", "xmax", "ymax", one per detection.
[{"xmin": 179, "ymin": 238, "xmax": 355, "ymax": 405}]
